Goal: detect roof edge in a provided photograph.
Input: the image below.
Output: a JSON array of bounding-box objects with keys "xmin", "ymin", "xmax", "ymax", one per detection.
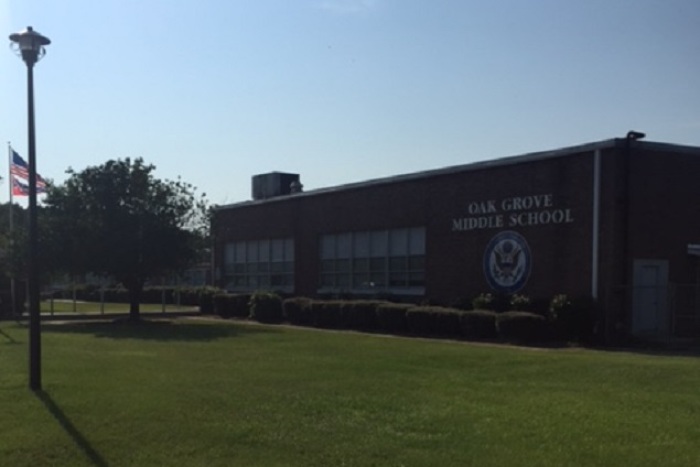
[{"xmin": 214, "ymin": 138, "xmax": 700, "ymax": 210}]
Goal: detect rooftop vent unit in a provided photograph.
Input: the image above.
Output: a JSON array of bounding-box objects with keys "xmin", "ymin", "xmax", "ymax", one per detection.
[{"xmin": 252, "ymin": 172, "xmax": 302, "ymax": 200}]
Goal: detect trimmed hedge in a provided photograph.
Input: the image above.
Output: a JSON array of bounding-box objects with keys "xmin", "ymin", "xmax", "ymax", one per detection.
[
  {"xmin": 341, "ymin": 300, "xmax": 382, "ymax": 331},
  {"xmin": 496, "ymin": 311, "xmax": 551, "ymax": 343},
  {"xmin": 311, "ymin": 300, "xmax": 344, "ymax": 328},
  {"xmin": 375, "ymin": 303, "xmax": 411, "ymax": 333},
  {"xmin": 406, "ymin": 306, "xmax": 462, "ymax": 337},
  {"xmin": 213, "ymin": 293, "xmax": 250, "ymax": 318},
  {"xmin": 250, "ymin": 291, "xmax": 284, "ymax": 323},
  {"xmin": 283, "ymin": 297, "xmax": 313, "ymax": 325},
  {"xmin": 459, "ymin": 310, "xmax": 498, "ymax": 339}
]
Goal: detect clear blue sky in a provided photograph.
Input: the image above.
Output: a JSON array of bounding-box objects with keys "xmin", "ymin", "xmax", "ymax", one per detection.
[{"xmin": 1, "ymin": 0, "xmax": 699, "ymax": 206}]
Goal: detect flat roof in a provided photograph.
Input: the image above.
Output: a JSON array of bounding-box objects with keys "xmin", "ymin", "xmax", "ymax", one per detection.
[{"xmin": 215, "ymin": 138, "xmax": 700, "ymax": 210}]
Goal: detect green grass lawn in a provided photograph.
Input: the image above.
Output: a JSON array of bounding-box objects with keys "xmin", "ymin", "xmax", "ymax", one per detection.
[{"xmin": 1, "ymin": 318, "xmax": 699, "ymax": 466}]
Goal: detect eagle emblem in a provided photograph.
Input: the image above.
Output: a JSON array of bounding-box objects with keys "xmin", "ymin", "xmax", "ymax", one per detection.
[{"xmin": 483, "ymin": 231, "xmax": 531, "ymax": 293}]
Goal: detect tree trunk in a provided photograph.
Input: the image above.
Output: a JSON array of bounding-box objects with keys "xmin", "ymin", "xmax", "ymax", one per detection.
[{"xmin": 127, "ymin": 281, "xmax": 143, "ymax": 321}]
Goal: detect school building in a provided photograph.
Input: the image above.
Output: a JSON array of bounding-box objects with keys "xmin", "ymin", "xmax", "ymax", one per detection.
[{"xmin": 212, "ymin": 134, "xmax": 700, "ymax": 340}]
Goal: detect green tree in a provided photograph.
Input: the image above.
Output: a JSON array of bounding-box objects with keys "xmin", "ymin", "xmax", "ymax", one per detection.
[{"xmin": 42, "ymin": 158, "xmax": 208, "ymax": 320}]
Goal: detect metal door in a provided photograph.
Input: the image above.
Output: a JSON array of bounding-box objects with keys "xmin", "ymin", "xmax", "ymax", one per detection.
[{"xmin": 632, "ymin": 260, "xmax": 669, "ymax": 335}]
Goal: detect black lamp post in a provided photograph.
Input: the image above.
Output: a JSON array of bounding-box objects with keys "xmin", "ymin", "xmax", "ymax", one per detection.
[{"xmin": 9, "ymin": 26, "xmax": 50, "ymax": 391}]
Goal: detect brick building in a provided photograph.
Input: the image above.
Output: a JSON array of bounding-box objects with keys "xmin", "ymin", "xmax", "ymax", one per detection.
[{"xmin": 212, "ymin": 136, "xmax": 700, "ymax": 339}]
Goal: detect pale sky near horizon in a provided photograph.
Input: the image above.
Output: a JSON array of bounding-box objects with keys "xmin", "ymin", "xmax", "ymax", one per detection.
[{"xmin": 1, "ymin": 0, "xmax": 698, "ymax": 206}]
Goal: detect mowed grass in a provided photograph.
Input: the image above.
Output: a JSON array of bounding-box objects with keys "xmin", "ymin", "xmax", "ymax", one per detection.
[{"xmin": 1, "ymin": 319, "xmax": 699, "ymax": 466}]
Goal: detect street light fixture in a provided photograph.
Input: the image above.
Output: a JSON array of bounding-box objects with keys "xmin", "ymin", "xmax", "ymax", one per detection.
[{"xmin": 9, "ymin": 26, "xmax": 50, "ymax": 391}]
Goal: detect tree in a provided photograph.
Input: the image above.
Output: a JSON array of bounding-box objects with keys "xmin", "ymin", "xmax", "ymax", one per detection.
[{"xmin": 42, "ymin": 158, "xmax": 208, "ymax": 320}]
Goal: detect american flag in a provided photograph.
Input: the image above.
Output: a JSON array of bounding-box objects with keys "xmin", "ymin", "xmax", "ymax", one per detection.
[
  {"xmin": 11, "ymin": 150, "xmax": 47, "ymax": 190},
  {"xmin": 12, "ymin": 176, "xmax": 30, "ymax": 196}
]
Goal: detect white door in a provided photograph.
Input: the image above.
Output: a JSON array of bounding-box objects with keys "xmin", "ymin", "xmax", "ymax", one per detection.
[{"xmin": 632, "ymin": 260, "xmax": 669, "ymax": 335}]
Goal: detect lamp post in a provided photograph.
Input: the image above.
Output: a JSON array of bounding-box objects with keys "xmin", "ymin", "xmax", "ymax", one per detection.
[{"xmin": 9, "ymin": 26, "xmax": 50, "ymax": 391}]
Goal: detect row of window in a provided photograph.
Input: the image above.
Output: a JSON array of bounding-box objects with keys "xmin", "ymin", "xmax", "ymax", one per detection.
[
  {"xmin": 223, "ymin": 227, "xmax": 426, "ymax": 293},
  {"xmin": 319, "ymin": 228, "xmax": 425, "ymax": 291},
  {"xmin": 224, "ymin": 238, "xmax": 294, "ymax": 291}
]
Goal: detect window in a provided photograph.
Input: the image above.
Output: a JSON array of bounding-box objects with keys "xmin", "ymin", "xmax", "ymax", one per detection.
[
  {"xmin": 319, "ymin": 227, "xmax": 425, "ymax": 294},
  {"xmin": 224, "ymin": 238, "xmax": 294, "ymax": 292}
]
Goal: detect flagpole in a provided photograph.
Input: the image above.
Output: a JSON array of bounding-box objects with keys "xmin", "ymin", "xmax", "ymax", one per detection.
[{"xmin": 8, "ymin": 143, "xmax": 16, "ymax": 318}]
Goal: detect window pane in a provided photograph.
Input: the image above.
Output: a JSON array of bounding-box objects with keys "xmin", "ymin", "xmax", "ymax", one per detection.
[
  {"xmin": 369, "ymin": 257, "xmax": 386, "ymax": 272},
  {"xmin": 370, "ymin": 272, "xmax": 386, "ymax": 287},
  {"xmin": 248, "ymin": 275, "xmax": 259, "ymax": 288},
  {"xmin": 353, "ymin": 258, "xmax": 369, "ymax": 272},
  {"xmin": 337, "ymin": 274, "xmax": 351, "ymax": 288},
  {"xmin": 370, "ymin": 231, "xmax": 387, "ymax": 257},
  {"xmin": 321, "ymin": 259, "xmax": 336, "ymax": 273},
  {"xmin": 389, "ymin": 272, "xmax": 407, "ymax": 287},
  {"xmin": 390, "ymin": 229, "xmax": 408, "ymax": 256},
  {"xmin": 321, "ymin": 235, "xmax": 335, "ymax": 259},
  {"xmin": 235, "ymin": 242, "xmax": 246, "ymax": 263},
  {"xmin": 259, "ymin": 239, "xmax": 270, "ymax": 261},
  {"xmin": 408, "ymin": 227, "xmax": 426, "ymax": 255},
  {"xmin": 284, "ymin": 239, "xmax": 294, "ymax": 261},
  {"xmin": 409, "ymin": 272, "xmax": 425, "ymax": 287},
  {"xmin": 336, "ymin": 258, "xmax": 351, "ymax": 272},
  {"xmin": 353, "ymin": 231, "xmax": 370, "ymax": 257},
  {"xmin": 224, "ymin": 244, "xmax": 236, "ymax": 264},
  {"xmin": 389, "ymin": 257, "xmax": 407, "ymax": 271},
  {"xmin": 353, "ymin": 273, "xmax": 371, "ymax": 288},
  {"xmin": 320, "ymin": 274, "xmax": 335, "ymax": 287},
  {"xmin": 337, "ymin": 233, "xmax": 351, "ymax": 258},
  {"xmin": 408, "ymin": 255, "xmax": 425, "ymax": 271},
  {"xmin": 272, "ymin": 239, "xmax": 285, "ymax": 261},
  {"xmin": 247, "ymin": 241, "xmax": 259, "ymax": 262},
  {"xmin": 271, "ymin": 274, "xmax": 284, "ymax": 287}
]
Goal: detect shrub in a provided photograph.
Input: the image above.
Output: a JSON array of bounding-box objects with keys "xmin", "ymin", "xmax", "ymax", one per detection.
[
  {"xmin": 449, "ymin": 296, "xmax": 474, "ymax": 311},
  {"xmin": 213, "ymin": 293, "xmax": 250, "ymax": 318},
  {"xmin": 472, "ymin": 293, "xmax": 494, "ymax": 311},
  {"xmin": 406, "ymin": 306, "xmax": 462, "ymax": 337},
  {"xmin": 432, "ymin": 308, "xmax": 463, "ymax": 337},
  {"xmin": 283, "ymin": 297, "xmax": 313, "ymax": 325},
  {"xmin": 342, "ymin": 300, "xmax": 382, "ymax": 331},
  {"xmin": 496, "ymin": 311, "xmax": 551, "ymax": 343},
  {"xmin": 375, "ymin": 303, "xmax": 411, "ymax": 333},
  {"xmin": 197, "ymin": 287, "xmax": 220, "ymax": 314},
  {"xmin": 459, "ymin": 310, "xmax": 498, "ymax": 339},
  {"xmin": 509, "ymin": 294, "xmax": 531, "ymax": 311},
  {"xmin": 550, "ymin": 295, "xmax": 595, "ymax": 342},
  {"xmin": 311, "ymin": 300, "xmax": 344, "ymax": 328},
  {"xmin": 249, "ymin": 291, "xmax": 283, "ymax": 323}
]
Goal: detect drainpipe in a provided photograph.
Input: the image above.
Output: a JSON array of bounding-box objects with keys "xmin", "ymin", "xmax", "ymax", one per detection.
[
  {"xmin": 591, "ymin": 149, "xmax": 601, "ymax": 301},
  {"xmin": 623, "ymin": 131, "xmax": 645, "ymax": 332}
]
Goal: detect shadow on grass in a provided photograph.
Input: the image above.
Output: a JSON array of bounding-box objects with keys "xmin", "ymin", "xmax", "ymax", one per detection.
[
  {"xmin": 0, "ymin": 327, "xmax": 19, "ymax": 344},
  {"xmin": 36, "ymin": 390, "xmax": 108, "ymax": 467},
  {"xmin": 41, "ymin": 319, "xmax": 280, "ymax": 342}
]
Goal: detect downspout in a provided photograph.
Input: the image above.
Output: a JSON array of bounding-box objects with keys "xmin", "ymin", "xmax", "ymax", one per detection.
[
  {"xmin": 591, "ymin": 149, "xmax": 601, "ymax": 300},
  {"xmin": 622, "ymin": 131, "xmax": 645, "ymax": 336}
]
